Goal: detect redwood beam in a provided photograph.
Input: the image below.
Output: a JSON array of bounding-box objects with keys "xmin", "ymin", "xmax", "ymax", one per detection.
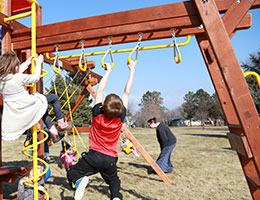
[
  {"xmin": 194, "ymin": 1, "xmax": 260, "ymax": 199},
  {"xmin": 222, "ymin": 0, "xmax": 256, "ymax": 36},
  {"xmin": 0, "ymin": 0, "xmax": 11, "ymax": 199},
  {"xmin": 1, "ymin": 0, "xmax": 12, "ymax": 53},
  {"xmin": 36, "ymin": 6, "xmax": 45, "ymax": 159},
  {"xmin": 11, "ymin": 0, "xmax": 260, "ymax": 41},
  {"xmin": 194, "ymin": 0, "xmax": 260, "ymax": 170},
  {"xmin": 196, "ymin": 31, "xmax": 259, "ymax": 200},
  {"xmin": 12, "ymin": 13, "xmax": 252, "ymax": 52}
]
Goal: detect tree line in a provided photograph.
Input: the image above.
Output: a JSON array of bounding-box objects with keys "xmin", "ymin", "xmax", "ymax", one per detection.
[
  {"xmin": 133, "ymin": 89, "xmax": 224, "ymax": 127},
  {"xmin": 132, "ymin": 48, "xmax": 260, "ymax": 127}
]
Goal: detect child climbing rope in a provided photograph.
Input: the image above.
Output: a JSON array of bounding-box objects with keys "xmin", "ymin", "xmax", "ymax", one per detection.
[
  {"xmin": 0, "ymin": 51, "xmax": 66, "ymax": 142},
  {"xmin": 67, "ymin": 62, "xmax": 136, "ymax": 200}
]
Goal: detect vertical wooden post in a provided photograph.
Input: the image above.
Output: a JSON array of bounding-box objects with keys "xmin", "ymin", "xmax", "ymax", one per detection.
[
  {"xmin": 196, "ymin": 34, "xmax": 260, "ymax": 200},
  {"xmin": 1, "ymin": 0, "xmax": 11, "ymax": 54},
  {"xmin": 36, "ymin": 6, "xmax": 45, "ymax": 159},
  {"xmin": 194, "ymin": 0, "xmax": 260, "ymax": 199},
  {"xmin": 194, "ymin": 0, "xmax": 260, "ymax": 173},
  {"xmin": 0, "ymin": 1, "xmax": 11, "ymax": 199}
]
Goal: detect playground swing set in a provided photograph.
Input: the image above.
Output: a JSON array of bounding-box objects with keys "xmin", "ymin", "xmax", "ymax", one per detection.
[{"xmin": 0, "ymin": 0, "xmax": 260, "ymax": 199}]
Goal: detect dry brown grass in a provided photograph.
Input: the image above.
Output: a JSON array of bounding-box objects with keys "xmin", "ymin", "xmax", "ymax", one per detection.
[{"xmin": 2, "ymin": 127, "xmax": 251, "ymax": 200}]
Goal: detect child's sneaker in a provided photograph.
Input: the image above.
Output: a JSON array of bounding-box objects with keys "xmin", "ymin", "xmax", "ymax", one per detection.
[
  {"xmin": 74, "ymin": 176, "xmax": 89, "ymax": 200},
  {"xmin": 24, "ymin": 131, "xmax": 32, "ymax": 147},
  {"xmin": 52, "ymin": 131, "xmax": 65, "ymax": 143}
]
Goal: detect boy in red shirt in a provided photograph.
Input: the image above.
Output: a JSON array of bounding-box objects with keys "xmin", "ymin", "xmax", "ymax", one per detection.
[{"xmin": 67, "ymin": 62, "xmax": 136, "ymax": 200}]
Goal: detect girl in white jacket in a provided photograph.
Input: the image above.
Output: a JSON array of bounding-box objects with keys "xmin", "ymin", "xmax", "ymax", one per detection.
[{"xmin": 0, "ymin": 51, "xmax": 64, "ymax": 142}]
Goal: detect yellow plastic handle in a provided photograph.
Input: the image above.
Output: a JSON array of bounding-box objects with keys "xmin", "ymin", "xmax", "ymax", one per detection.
[
  {"xmin": 40, "ymin": 69, "xmax": 48, "ymax": 78},
  {"xmin": 244, "ymin": 71, "xmax": 260, "ymax": 88},
  {"xmin": 52, "ymin": 54, "xmax": 61, "ymax": 74},
  {"xmin": 101, "ymin": 49, "xmax": 115, "ymax": 70},
  {"xmin": 173, "ymin": 41, "xmax": 182, "ymax": 64},
  {"xmin": 25, "ymin": 69, "xmax": 47, "ymax": 87},
  {"xmin": 78, "ymin": 53, "xmax": 87, "ymax": 71},
  {"xmin": 45, "ymin": 52, "xmax": 51, "ymax": 60},
  {"xmin": 127, "ymin": 44, "xmax": 140, "ymax": 65}
]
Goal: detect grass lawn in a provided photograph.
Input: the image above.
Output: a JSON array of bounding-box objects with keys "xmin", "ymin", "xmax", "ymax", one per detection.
[{"xmin": 2, "ymin": 126, "xmax": 251, "ymax": 200}]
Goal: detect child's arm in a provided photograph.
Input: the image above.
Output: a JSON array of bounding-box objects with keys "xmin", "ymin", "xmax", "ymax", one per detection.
[
  {"xmin": 20, "ymin": 54, "xmax": 44, "ymax": 84},
  {"xmin": 19, "ymin": 56, "xmax": 33, "ymax": 73},
  {"xmin": 95, "ymin": 63, "xmax": 112, "ymax": 104},
  {"xmin": 121, "ymin": 63, "xmax": 136, "ymax": 109},
  {"xmin": 86, "ymin": 84, "xmax": 96, "ymax": 98}
]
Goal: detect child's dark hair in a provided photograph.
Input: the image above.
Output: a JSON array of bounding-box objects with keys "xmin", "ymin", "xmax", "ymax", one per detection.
[
  {"xmin": 0, "ymin": 51, "xmax": 20, "ymax": 79},
  {"xmin": 103, "ymin": 93, "xmax": 124, "ymax": 119},
  {"xmin": 147, "ymin": 117, "xmax": 157, "ymax": 124}
]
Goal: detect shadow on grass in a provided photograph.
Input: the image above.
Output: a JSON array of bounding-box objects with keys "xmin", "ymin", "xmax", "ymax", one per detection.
[
  {"xmin": 222, "ymin": 147, "xmax": 233, "ymax": 151},
  {"xmin": 2, "ymin": 160, "xmax": 31, "ymax": 167},
  {"xmin": 118, "ymin": 163, "xmax": 162, "ymax": 183},
  {"xmin": 127, "ymin": 162, "xmax": 151, "ymax": 170},
  {"xmin": 92, "ymin": 177, "xmax": 151, "ymax": 200},
  {"xmin": 3, "ymin": 181, "xmax": 19, "ymax": 200},
  {"xmin": 179, "ymin": 126, "xmax": 228, "ymax": 131},
  {"xmin": 60, "ymin": 188, "xmax": 74, "ymax": 200},
  {"xmin": 184, "ymin": 133, "xmax": 227, "ymax": 139}
]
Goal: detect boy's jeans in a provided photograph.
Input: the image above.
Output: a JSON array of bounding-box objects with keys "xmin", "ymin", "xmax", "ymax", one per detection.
[{"xmin": 156, "ymin": 143, "xmax": 176, "ymax": 173}]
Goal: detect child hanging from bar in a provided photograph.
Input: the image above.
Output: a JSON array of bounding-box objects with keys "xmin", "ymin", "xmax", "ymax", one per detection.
[
  {"xmin": 66, "ymin": 62, "xmax": 136, "ymax": 200},
  {"xmin": 0, "ymin": 51, "xmax": 69, "ymax": 143}
]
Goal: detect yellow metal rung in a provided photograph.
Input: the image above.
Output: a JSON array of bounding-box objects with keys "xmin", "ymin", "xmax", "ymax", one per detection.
[
  {"xmin": 4, "ymin": 11, "xmax": 32, "ymax": 22},
  {"xmin": 46, "ymin": 35, "xmax": 191, "ymax": 60}
]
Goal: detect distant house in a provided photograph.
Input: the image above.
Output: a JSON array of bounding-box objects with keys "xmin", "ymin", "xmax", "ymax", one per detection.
[
  {"xmin": 184, "ymin": 120, "xmax": 202, "ymax": 126},
  {"xmin": 168, "ymin": 117, "xmax": 186, "ymax": 127}
]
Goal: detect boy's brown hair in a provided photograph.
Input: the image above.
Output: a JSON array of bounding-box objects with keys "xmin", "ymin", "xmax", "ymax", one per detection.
[
  {"xmin": 103, "ymin": 93, "xmax": 124, "ymax": 119},
  {"xmin": 147, "ymin": 117, "xmax": 157, "ymax": 124},
  {"xmin": 0, "ymin": 51, "xmax": 20, "ymax": 79}
]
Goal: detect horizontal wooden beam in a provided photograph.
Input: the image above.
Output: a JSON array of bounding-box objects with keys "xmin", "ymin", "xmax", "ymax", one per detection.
[
  {"xmin": 13, "ymin": 13, "xmax": 252, "ymax": 53},
  {"xmin": 11, "ymin": 0, "xmax": 260, "ymax": 40},
  {"xmin": 11, "ymin": 0, "xmax": 258, "ymax": 52}
]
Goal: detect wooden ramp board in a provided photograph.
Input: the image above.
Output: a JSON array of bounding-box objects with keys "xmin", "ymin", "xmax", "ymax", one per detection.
[{"xmin": 123, "ymin": 127, "xmax": 171, "ymax": 185}]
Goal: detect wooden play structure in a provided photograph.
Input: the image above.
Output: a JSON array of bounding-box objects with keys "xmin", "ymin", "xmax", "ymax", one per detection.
[{"xmin": 0, "ymin": 0, "xmax": 260, "ymax": 199}]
